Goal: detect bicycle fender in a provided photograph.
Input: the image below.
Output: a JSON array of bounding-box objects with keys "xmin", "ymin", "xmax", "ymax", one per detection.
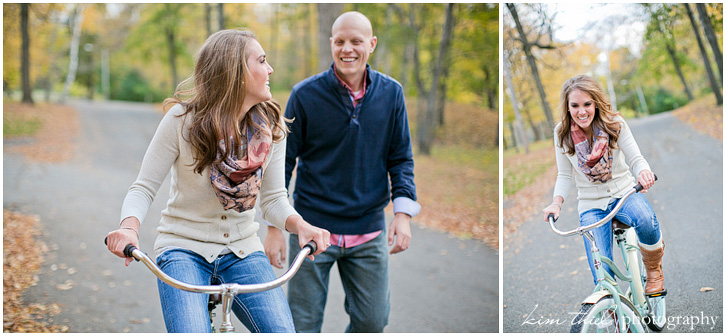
[
  {"xmin": 582, "ymin": 290, "xmax": 610, "ymax": 304},
  {"xmin": 582, "ymin": 290, "xmax": 632, "ymax": 306}
]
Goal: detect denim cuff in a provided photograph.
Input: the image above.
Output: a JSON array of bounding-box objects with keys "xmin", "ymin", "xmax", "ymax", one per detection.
[{"xmin": 393, "ymin": 197, "xmax": 421, "ymax": 218}]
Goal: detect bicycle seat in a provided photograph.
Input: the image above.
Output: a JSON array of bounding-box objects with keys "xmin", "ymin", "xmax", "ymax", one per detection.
[{"xmin": 611, "ymin": 219, "xmax": 630, "ymax": 230}]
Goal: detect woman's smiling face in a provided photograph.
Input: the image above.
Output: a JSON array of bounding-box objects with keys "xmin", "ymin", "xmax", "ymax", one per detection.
[
  {"xmin": 244, "ymin": 39, "xmax": 274, "ymax": 105},
  {"xmin": 568, "ymin": 88, "xmax": 596, "ymax": 132}
]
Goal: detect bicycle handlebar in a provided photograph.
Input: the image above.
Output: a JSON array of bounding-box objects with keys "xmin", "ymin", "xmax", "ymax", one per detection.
[
  {"xmin": 104, "ymin": 238, "xmax": 318, "ymax": 294},
  {"xmin": 548, "ymin": 175, "xmax": 657, "ymax": 237}
]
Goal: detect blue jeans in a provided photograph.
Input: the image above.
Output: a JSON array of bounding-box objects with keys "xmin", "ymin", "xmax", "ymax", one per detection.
[
  {"xmin": 287, "ymin": 232, "xmax": 390, "ymax": 332},
  {"xmin": 155, "ymin": 249, "xmax": 295, "ymax": 333},
  {"xmin": 579, "ymin": 192, "xmax": 662, "ymax": 283}
]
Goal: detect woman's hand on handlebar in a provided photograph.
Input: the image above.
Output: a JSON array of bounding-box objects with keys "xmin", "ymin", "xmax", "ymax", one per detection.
[
  {"xmin": 543, "ymin": 196, "xmax": 564, "ymax": 222},
  {"xmin": 637, "ymin": 170, "xmax": 656, "ymax": 193},
  {"xmin": 106, "ymin": 217, "xmax": 140, "ymax": 267},
  {"xmin": 285, "ymin": 215, "xmax": 330, "ymax": 261}
]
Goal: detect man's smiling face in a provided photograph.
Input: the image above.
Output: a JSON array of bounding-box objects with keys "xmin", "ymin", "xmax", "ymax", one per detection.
[{"xmin": 330, "ymin": 12, "xmax": 377, "ymax": 81}]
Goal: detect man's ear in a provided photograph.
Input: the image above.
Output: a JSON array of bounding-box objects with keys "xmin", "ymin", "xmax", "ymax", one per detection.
[{"xmin": 370, "ymin": 36, "xmax": 377, "ymax": 53}]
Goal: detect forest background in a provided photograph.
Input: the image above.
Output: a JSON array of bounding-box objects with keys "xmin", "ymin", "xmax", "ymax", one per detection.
[
  {"xmin": 3, "ymin": 3, "xmax": 498, "ymax": 245},
  {"xmin": 502, "ymin": 3, "xmax": 723, "ymax": 233}
]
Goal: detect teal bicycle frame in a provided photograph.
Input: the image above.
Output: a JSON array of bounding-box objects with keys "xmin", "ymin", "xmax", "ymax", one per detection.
[
  {"xmin": 548, "ymin": 182, "xmax": 660, "ymax": 333},
  {"xmin": 585, "ymin": 229, "xmax": 645, "ymax": 332}
]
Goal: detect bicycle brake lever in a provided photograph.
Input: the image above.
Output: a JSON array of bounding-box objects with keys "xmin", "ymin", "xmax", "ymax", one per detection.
[{"xmin": 547, "ymin": 213, "xmax": 557, "ymax": 223}]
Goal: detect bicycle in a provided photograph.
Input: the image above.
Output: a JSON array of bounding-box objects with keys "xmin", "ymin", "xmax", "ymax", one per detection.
[
  {"xmin": 105, "ymin": 239, "xmax": 317, "ymax": 333},
  {"xmin": 547, "ymin": 178, "xmax": 667, "ymax": 333}
]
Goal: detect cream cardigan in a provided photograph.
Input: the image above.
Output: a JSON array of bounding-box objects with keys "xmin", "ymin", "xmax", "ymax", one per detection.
[
  {"xmin": 553, "ymin": 116, "xmax": 651, "ymax": 214},
  {"xmin": 120, "ymin": 104, "xmax": 298, "ymax": 263}
]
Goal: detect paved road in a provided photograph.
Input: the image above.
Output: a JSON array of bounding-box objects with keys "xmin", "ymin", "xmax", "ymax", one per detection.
[
  {"xmin": 503, "ymin": 112, "xmax": 723, "ymax": 333},
  {"xmin": 3, "ymin": 99, "xmax": 497, "ymax": 332}
]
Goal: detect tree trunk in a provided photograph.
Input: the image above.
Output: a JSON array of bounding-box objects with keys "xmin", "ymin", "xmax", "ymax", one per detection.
[
  {"xmin": 684, "ymin": 4, "xmax": 722, "ymax": 105},
  {"xmin": 664, "ymin": 40, "xmax": 694, "ymax": 100},
  {"xmin": 101, "ymin": 49, "xmax": 110, "ymax": 100},
  {"xmin": 20, "ymin": 3, "xmax": 33, "ymax": 104},
  {"xmin": 316, "ymin": 3, "xmax": 345, "ymax": 72},
  {"xmin": 418, "ymin": 3, "xmax": 455, "ymax": 155},
  {"xmin": 437, "ymin": 64, "xmax": 449, "ymax": 127},
  {"xmin": 166, "ymin": 27, "xmax": 178, "ymax": 93},
  {"xmin": 205, "ymin": 3, "xmax": 212, "ymax": 36},
  {"xmin": 604, "ymin": 49, "xmax": 618, "ymax": 112},
  {"xmin": 379, "ymin": 5, "xmax": 393, "ymax": 76},
  {"xmin": 302, "ymin": 4, "xmax": 313, "ymax": 78},
  {"xmin": 86, "ymin": 47, "xmax": 94, "ymax": 100},
  {"xmin": 506, "ymin": 3, "xmax": 555, "ymax": 131},
  {"xmin": 696, "ymin": 3, "xmax": 723, "ymax": 85},
  {"xmin": 60, "ymin": 5, "xmax": 85, "ymax": 104},
  {"xmin": 483, "ymin": 64, "xmax": 496, "ymax": 110},
  {"xmin": 218, "ymin": 3, "xmax": 224, "ymax": 30},
  {"xmin": 269, "ymin": 4, "xmax": 279, "ymax": 78},
  {"xmin": 636, "ymin": 85, "xmax": 649, "ymax": 116},
  {"xmin": 504, "ymin": 57, "xmax": 529, "ymax": 153}
]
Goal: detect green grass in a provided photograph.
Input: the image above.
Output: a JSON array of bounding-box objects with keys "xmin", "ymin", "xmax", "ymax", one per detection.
[
  {"xmin": 503, "ymin": 139, "xmax": 555, "ymax": 197},
  {"xmin": 503, "ymin": 138, "xmax": 553, "ymax": 159},
  {"xmin": 3, "ymin": 113, "xmax": 41, "ymax": 137},
  {"xmin": 503, "ymin": 160, "xmax": 551, "ymax": 197},
  {"xmin": 426, "ymin": 144, "xmax": 498, "ymax": 172}
]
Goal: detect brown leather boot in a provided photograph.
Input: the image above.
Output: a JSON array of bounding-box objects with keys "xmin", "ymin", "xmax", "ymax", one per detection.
[{"xmin": 639, "ymin": 242, "xmax": 666, "ymax": 295}]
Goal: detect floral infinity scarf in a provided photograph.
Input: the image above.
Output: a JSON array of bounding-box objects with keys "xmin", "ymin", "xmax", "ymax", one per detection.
[
  {"xmin": 210, "ymin": 112, "xmax": 272, "ymax": 212},
  {"xmin": 571, "ymin": 120, "xmax": 612, "ymax": 183}
]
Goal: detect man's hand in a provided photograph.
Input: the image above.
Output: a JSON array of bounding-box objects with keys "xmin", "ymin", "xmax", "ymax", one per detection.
[
  {"xmin": 264, "ymin": 226, "xmax": 287, "ymax": 268},
  {"xmin": 388, "ymin": 213, "xmax": 412, "ymax": 254}
]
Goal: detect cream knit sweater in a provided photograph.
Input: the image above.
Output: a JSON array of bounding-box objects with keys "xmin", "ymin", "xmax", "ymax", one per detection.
[
  {"xmin": 553, "ymin": 116, "xmax": 651, "ymax": 214},
  {"xmin": 120, "ymin": 104, "xmax": 299, "ymax": 263}
]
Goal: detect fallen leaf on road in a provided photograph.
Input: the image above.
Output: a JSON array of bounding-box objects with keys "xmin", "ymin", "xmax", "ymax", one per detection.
[
  {"xmin": 570, "ymin": 270, "xmax": 578, "ymax": 276},
  {"xmin": 700, "ymin": 287, "xmax": 714, "ymax": 292},
  {"xmin": 56, "ymin": 281, "xmax": 75, "ymax": 291}
]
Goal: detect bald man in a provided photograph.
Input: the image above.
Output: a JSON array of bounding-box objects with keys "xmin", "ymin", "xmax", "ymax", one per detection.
[{"xmin": 264, "ymin": 11, "xmax": 420, "ymax": 332}]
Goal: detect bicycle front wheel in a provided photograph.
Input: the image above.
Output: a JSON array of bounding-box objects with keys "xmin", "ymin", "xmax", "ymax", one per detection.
[{"xmin": 570, "ymin": 295, "xmax": 646, "ymax": 333}]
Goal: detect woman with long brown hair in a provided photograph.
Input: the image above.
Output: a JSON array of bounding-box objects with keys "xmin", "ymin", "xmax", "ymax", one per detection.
[
  {"xmin": 105, "ymin": 29, "xmax": 330, "ymax": 332},
  {"xmin": 543, "ymin": 75, "xmax": 666, "ymax": 296}
]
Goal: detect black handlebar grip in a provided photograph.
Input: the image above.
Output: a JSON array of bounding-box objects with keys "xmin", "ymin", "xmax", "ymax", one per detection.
[
  {"xmin": 303, "ymin": 241, "xmax": 318, "ymax": 254},
  {"xmin": 123, "ymin": 244, "xmax": 137, "ymax": 258},
  {"xmin": 634, "ymin": 174, "xmax": 658, "ymax": 192},
  {"xmin": 104, "ymin": 237, "xmax": 137, "ymax": 259},
  {"xmin": 547, "ymin": 213, "xmax": 557, "ymax": 223}
]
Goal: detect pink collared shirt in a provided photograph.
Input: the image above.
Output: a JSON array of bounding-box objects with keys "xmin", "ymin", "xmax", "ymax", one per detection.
[{"xmin": 333, "ymin": 64, "xmax": 367, "ymax": 108}]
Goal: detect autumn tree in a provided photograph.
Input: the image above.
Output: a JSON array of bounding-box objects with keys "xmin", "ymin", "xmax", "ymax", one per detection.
[
  {"xmin": 316, "ymin": 3, "xmax": 345, "ymax": 72},
  {"xmin": 696, "ymin": 3, "xmax": 723, "ymax": 84},
  {"xmin": 409, "ymin": 3, "xmax": 456, "ymax": 155},
  {"xmin": 20, "ymin": 3, "xmax": 33, "ymax": 104},
  {"xmin": 60, "ymin": 4, "xmax": 85, "ymax": 103},
  {"xmin": 684, "ymin": 3, "xmax": 722, "ymax": 105},
  {"xmin": 505, "ymin": 3, "xmax": 557, "ymax": 132},
  {"xmin": 644, "ymin": 4, "xmax": 694, "ymax": 101}
]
